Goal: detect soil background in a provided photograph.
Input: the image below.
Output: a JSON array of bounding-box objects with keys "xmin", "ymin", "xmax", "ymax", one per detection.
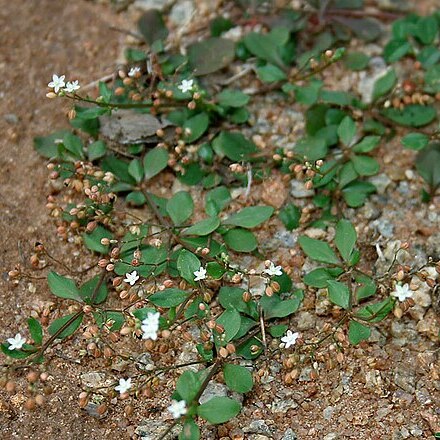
[{"xmin": 0, "ymin": 1, "xmax": 439, "ymax": 440}]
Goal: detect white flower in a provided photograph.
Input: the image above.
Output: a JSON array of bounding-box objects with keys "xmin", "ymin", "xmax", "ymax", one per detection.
[
  {"xmin": 178, "ymin": 79, "xmax": 194, "ymax": 94},
  {"xmin": 48, "ymin": 74, "xmax": 66, "ymax": 93},
  {"xmin": 7, "ymin": 333, "xmax": 26, "ymax": 351},
  {"xmin": 124, "ymin": 270, "xmax": 139, "ymax": 286},
  {"xmin": 168, "ymin": 399, "xmax": 187, "ymax": 419},
  {"xmin": 264, "ymin": 262, "xmax": 283, "ymax": 277},
  {"xmin": 128, "ymin": 67, "xmax": 141, "ymax": 77},
  {"xmin": 64, "ymin": 80, "xmax": 80, "ymax": 93},
  {"xmin": 193, "ymin": 266, "xmax": 207, "ymax": 282},
  {"xmin": 281, "ymin": 330, "xmax": 300, "ymax": 349},
  {"xmin": 391, "ymin": 283, "xmax": 413, "ymax": 302},
  {"xmin": 115, "ymin": 377, "xmax": 132, "ymax": 395},
  {"xmin": 141, "ymin": 312, "xmax": 160, "ymax": 340}
]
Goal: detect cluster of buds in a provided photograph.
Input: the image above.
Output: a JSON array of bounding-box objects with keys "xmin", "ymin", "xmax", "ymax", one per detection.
[
  {"xmin": 229, "ymin": 163, "xmax": 245, "ymax": 173},
  {"xmin": 290, "ymin": 159, "xmax": 324, "ymax": 190}
]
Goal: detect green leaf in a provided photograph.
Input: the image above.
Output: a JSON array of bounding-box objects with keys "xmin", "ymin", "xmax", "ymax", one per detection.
[
  {"xmin": 352, "ymin": 136, "xmax": 380, "ymax": 153},
  {"xmin": 217, "ymin": 89, "xmax": 250, "ymax": 107},
  {"xmin": 88, "ymin": 140, "xmax": 107, "ymax": 161},
  {"xmin": 128, "ymin": 158, "xmax": 144, "ymax": 183},
  {"xmin": 93, "ymin": 311, "xmax": 125, "ymax": 331},
  {"xmin": 48, "ymin": 313, "xmax": 83, "ymax": 339},
  {"xmin": 176, "ymin": 370, "xmax": 201, "ymax": 402},
  {"xmin": 355, "ymin": 297, "xmax": 394, "ymax": 323},
  {"xmin": 351, "ymin": 155, "xmax": 380, "ymax": 176},
  {"xmin": 183, "ymin": 217, "xmax": 220, "ymax": 236},
  {"xmin": 327, "ymin": 280, "xmax": 350, "ymax": 310},
  {"xmin": 34, "ymin": 130, "xmax": 71, "ymax": 158},
  {"xmin": 188, "ymin": 38, "xmax": 235, "ymax": 76},
  {"xmin": 372, "ymin": 69, "xmax": 396, "ymax": 102},
  {"xmin": 424, "ymin": 65, "xmax": 440, "ymax": 93},
  {"xmin": 218, "ymin": 286, "xmax": 258, "ymax": 319},
  {"xmin": 298, "ymin": 236, "xmax": 340, "ymax": 265},
  {"xmin": 342, "ymin": 181, "xmax": 376, "ymax": 207},
  {"xmin": 63, "ymin": 133, "xmax": 84, "ymax": 159},
  {"xmin": 197, "ymin": 397, "xmax": 241, "ymax": 424},
  {"xmin": 83, "ymin": 225, "xmax": 113, "ymax": 254},
  {"xmin": 304, "ymin": 268, "xmax": 344, "ymax": 288},
  {"xmin": 137, "ymin": 9, "xmax": 168, "ymax": 44},
  {"xmin": 167, "ymin": 191, "xmax": 194, "ymax": 225},
  {"xmin": 206, "ymin": 261, "xmax": 226, "ymax": 280},
  {"xmin": 183, "ymin": 112, "xmax": 209, "ymax": 143},
  {"xmin": 256, "ymin": 64, "xmax": 287, "ymax": 83},
  {"xmin": 383, "ymin": 39, "xmax": 411, "ymax": 63},
  {"xmin": 243, "ymin": 32, "xmax": 285, "ymax": 68},
  {"xmin": 335, "ymin": 219, "xmax": 357, "ymax": 262},
  {"xmin": 401, "ymin": 133, "xmax": 429, "ymax": 151},
  {"xmin": 416, "ymin": 142, "xmax": 440, "ymax": 189},
  {"xmin": 179, "ymin": 420, "xmax": 200, "ymax": 440},
  {"xmin": 294, "ymin": 136, "xmax": 327, "ymax": 161},
  {"xmin": 1, "ymin": 344, "xmax": 34, "ymax": 359},
  {"xmin": 79, "ymin": 275, "xmax": 108, "ymax": 305},
  {"xmin": 260, "ymin": 291, "xmax": 303, "ymax": 319},
  {"xmin": 28, "ymin": 318, "xmax": 43, "ymax": 346},
  {"xmin": 47, "ymin": 271, "xmax": 81, "ymax": 301},
  {"xmin": 279, "ymin": 203, "xmax": 301, "ymax": 231},
  {"xmin": 149, "ymin": 288, "xmax": 190, "ymax": 308},
  {"xmin": 416, "ymin": 16, "xmax": 438, "ymax": 45},
  {"xmin": 205, "ymin": 186, "xmax": 231, "ymax": 216},
  {"xmin": 381, "ymin": 105, "xmax": 437, "ymax": 127},
  {"xmin": 216, "ymin": 308, "xmax": 241, "ymax": 342},
  {"xmin": 343, "ymin": 51, "xmax": 370, "ymax": 71},
  {"xmin": 355, "ymin": 274, "xmax": 377, "ymax": 301},
  {"xmin": 337, "ymin": 116, "xmax": 356, "ymax": 147},
  {"xmin": 212, "ymin": 131, "xmax": 258, "ymax": 161},
  {"xmin": 269, "ymin": 324, "xmax": 288, "ymax": 338},
  {"xmin": 348, "ymin": 320, "xmax": 371, "ymax": 345},
  {"xmin": 223, "ymin": 364, "xmax": 253, "ymax": 393},
  {"xmin": 223, "ymin": 206, "xmax": 274, "ymax": 229},
  {"xmin": 177, "ymin": 249, "xmax": 201, "ymax": 285},
  {"xmin": 223, "ymin": 228, "xmax": 257, "ymax": 252},
  {"xmin": 143, "ymin": 147, "xmax": 169, "ymax": 180}
]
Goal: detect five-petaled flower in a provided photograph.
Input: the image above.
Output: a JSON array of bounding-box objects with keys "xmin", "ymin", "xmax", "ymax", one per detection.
[
  {"xmin": 281, "ymin": 330, "xmax": 300, "ymax": 349},
  {"xmin": 115, "ymin": 377, "xmax": 132, "ymax": 395},
  {"xmin": 124, "ymin": 270, "xmax": 139, "ymax": 286},
  {"xmin": 7, "ymin": 333, "xmax": 26, "ymax": 351},
  {"xmin": 193, "ymin": 266, "xmax": 207, "ymax": 282},
  {"xmin": 48, "ymin": 74, "xmax": 66, "ymax": 93},
  {"xmin": 168, "ymin": 399, "xmax": 187, "ymax": 419},
  {"xmin": 141, "ymin": 312, "xmax": 160, "ymax": 341},
  {"xmin": 64, "ymin": 80, "xmax": 80, "ymax": 93},
  {"xmin": 391, "ymin": 283, "xmax": 413, "ymax": 302},
  {"xmin": 128, "ymin": 67, "xmax": 141, "ymax": 78},
  {"xmin": 178, "ymin": 79, "xmax": 194, "ymax": 94},
  {"xmin": 264, "ymin": 262, "xmax": 283, "ymax": 277}
]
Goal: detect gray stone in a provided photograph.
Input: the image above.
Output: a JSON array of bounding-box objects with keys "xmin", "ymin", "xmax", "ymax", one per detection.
[
  {"xmin": 368, "ymin": 173, "xmax": 392, "ymax": 195},
  {"xmin": 169, "ymin": 0, "xmax": 194, "ymax": 26},
  {"xmin": 358, "ymin": 59, "xmax": 388, "ymax": 104},
  {"xmin": 4, "ymin": 113, "xmax": 19, "ymax": 124},
  {"xmin": 323, "ymin": 434, "xmax": 340, "ymax": 440},
  {"xmin": 315, "ymin": 289, "xmax": 332, "ymax": 316},
  {"xmin": 290, "ymin": 180, "xmax": 314, "ymax": 198},
  {"xmin": 199, "ymin": 381, "xmax": 228, "ymax": 405},
  {"xmin": 81, "ymin": 371, "xmax": 112, "ymax": 389},
  {"xmin": 133, "ymin": 0, "xmax": 172, "ymax": 11},
  {"xmin": 371, "ymin": 218, "xmax": 394, "ymax": 238},
  {"xmin": 135, "ymin": 420, "xmax": 180, "ymax": 440},
  {"xmin": 281, "ymin": 428, "xmax": 298, "ymax": 440},
  {"xmin": 298, "ymin": 367, "xmax": 313, "ymax": 382},
  {"xmin": 296, "ymin": 311, "xmax": 316, "ymax": 331},
  {"xmin": 243, "ymin": 420, "xmax": 273, "ymax": 435},
  {"xmin": 394, "ymin": 367, "xmax": 416, "ymax": 393},
  {"xmin": 270, "ymin": 398, "xmax": 298, "ymax": 413},
  {"xmin": 323, "ymin": 406, "xmax": 336, "ymax": 421},
  {"xmin": 359, "ymin": 202, "xmax": 381, "ymax": 220},
  {"xmin": 84, "ymin": 402, "xmax": 106, "ymax": 419}
]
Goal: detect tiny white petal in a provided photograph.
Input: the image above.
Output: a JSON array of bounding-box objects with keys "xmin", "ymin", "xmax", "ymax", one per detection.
[
  {"xmin": 128, "ymin": 67, "xmax": 141, "ymax": 77},
  {"xmin": 193, "ymin": 266, "xmax": 207, "ymax": 282},
  {"xmin": 391, "ymin": 283, "xmax": 413, "ymax": 302},
  {"xmin": 115, "ymin": 377, "xmax": 132, "ymax": 395},
  {"xmin": 178, "ymin": 79, "xmax": 194, "ymax": 93},
  {"xmin": 7, "ymin": 333, "xmax": 26, "ymax": 350},
  {"xmin": 168, "ymin": 399, "xmax": 187, "ymax": 419},
  {"xmin": 264, "ymin": 262, "xmax": 283, "ymax": 277},
  {"xmin": 281, "ymin": 330, "xmax": 300, "ymax": 349},
  {"xmin": 124, "ymin": 270, "xmax": 139, "ymax": 286},
  {"xmin": 64, "ymin": 80, "xmax": 80, "ymax": 93},
  {"xmin": 141, "ymin": 312, "xmax": 160, "ymax": 340},
  {"xmin": 48, "ymin": 74, "xmax": 66, "ymax": 93}
]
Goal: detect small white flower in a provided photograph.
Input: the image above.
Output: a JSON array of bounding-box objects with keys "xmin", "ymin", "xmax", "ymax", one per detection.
[
  {"xmin": 264, "ymin": 262, "xmax": 283, "ymax": 277},
  {"xmin": 124, "ymin": 270, "xmax": 139, "ymax": 286},
  {"xmin": 64, "ymin": 80, "xmax": 80, "ymax": 93},
  {"xmin": 128, "ymin": 67, "xmax": 141, "ymax": 77},
  {"xmin": 168, "ymin": 399, "xmax": 187, "ymax": 419},
  {"xmin": 115, "ymin": 377, "xmax": 132, "ymax": 395},
  {"xmin": 193, "ymin": 266, "xmax": 207, "ymax": 282},
  {"xmin": 391, "ymin": 283, "xmax": 413, "ymax": 302},
  {"xmin": 7, "ymin": 333, "xmax": 26, "ymax": 351},
  {"xmin": 281, "ymin": 330, "xmax": 300, "ymax": 349},
  {"xmin": 178, "ymin": 79, "xmax": 194, "ymax": 94},
  {"xmin": 48, "ymin": 74, "xmax": 66, "ymax": 93},
  {"xmin": 141, "ymin": 312, "xmax": 160, "ymax": 340}
]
